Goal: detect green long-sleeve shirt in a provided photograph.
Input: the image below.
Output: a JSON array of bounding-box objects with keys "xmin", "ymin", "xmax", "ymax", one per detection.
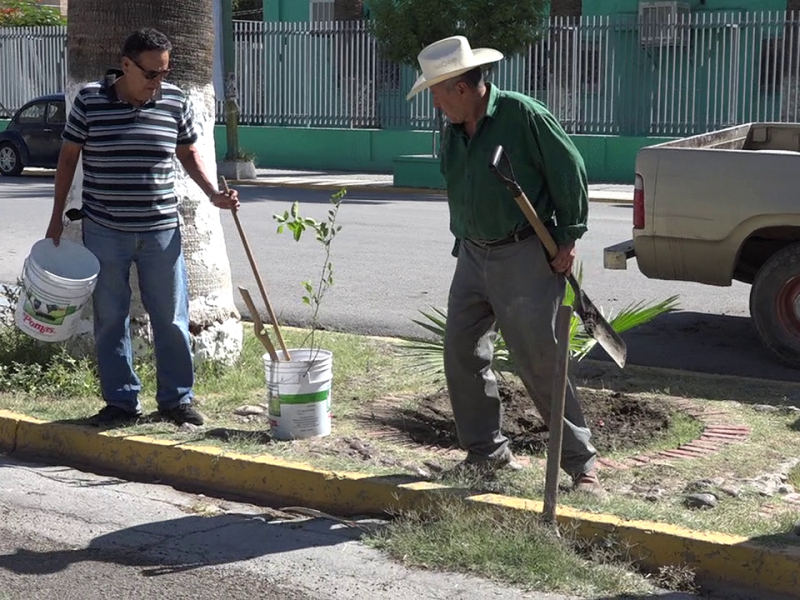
[{"xmin": 440, "ymin": 83, "xmax": 589, "ymax": 256}]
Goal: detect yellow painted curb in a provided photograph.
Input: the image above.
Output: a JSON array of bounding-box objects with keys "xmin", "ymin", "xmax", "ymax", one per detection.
[{"xmin": 0, "ymin": 409, "xmax": 797, "ymax": 596}]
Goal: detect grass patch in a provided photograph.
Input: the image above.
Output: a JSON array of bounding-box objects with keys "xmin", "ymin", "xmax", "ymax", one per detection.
[
  {"xmin": 0, "ymin": 327, "xmax": 430, "ymax": 426},
  {"xmin": 0, "ymin": 316, "xmax": 800, "ymax": 568},
  {"xmin": 789, "ymin": 464, "xmax": 800, "ymax": 490},
  {"xmin": 631, "ymin": 410, "xmax": 703, "ymax": 456},
  {"xmin": 489, "ymin": 401, "xmax": 800, "ymax": 540},
  {"xmin": 365, "ymin": 499, "xmax": 661, "ymax": 597}
]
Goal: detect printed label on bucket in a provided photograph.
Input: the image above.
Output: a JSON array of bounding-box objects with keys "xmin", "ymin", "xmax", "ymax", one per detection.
[
  {"xmin": 268, "ymin": 387, "xmax": 330, "ymax": 418},
  {"xmin": 22, "ymin": 288, "xmax": 79, "ymax": 327},
  {"xmin": 268, "ymin": 386, "xmax": 332, "ymax": 439}
]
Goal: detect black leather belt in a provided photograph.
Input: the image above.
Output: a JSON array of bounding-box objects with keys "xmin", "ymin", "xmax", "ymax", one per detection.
[{"xmin": 470, "ymin": 225, "xmax": 535, "ymax": 248}]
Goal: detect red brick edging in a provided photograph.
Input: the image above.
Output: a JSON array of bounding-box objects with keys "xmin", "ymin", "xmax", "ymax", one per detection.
[{"xmin": 596, "ymin": 399, "xmax": 750, "ymax": 471}]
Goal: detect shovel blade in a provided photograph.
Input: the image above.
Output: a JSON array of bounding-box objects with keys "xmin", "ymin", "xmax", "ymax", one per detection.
[{"xmin": 572, "ymin": 286, "xmax": 627, "ymax": 368}]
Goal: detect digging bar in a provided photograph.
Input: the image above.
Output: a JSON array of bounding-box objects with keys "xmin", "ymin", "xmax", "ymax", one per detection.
[{"xmin": 542, "ymin": 304, "xmax": 572, "ymax": 528}]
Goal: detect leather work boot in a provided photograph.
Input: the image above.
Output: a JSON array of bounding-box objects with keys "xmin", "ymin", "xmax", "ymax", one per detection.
[{"xmin": 573, "ymin": 468, "xmax": 607, "ymax": 498}]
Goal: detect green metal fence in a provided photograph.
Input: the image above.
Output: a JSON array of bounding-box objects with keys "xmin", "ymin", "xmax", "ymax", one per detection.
[{"xmin": 2, "ymin": 12, "xmax": 799, "ymax": 136}]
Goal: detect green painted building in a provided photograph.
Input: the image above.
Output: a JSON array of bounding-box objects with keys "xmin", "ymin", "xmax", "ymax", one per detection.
[
  {"xmin": 262, "ymin": 0, "xmax": 791, "ymax": 23},
  {"xmin": 234, "ymin": 0, "xmax": 798, "ymax": 184}
]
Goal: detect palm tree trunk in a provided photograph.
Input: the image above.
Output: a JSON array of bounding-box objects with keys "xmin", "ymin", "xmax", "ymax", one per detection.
[{"xmin": 63, "ymin": 0, "xmax": 242, "ymax": 366}]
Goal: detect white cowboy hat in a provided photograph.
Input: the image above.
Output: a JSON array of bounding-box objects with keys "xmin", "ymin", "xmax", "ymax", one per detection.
[{"xmin": 406, "ymin": 36, "xmax": 504, "ymax": 100}]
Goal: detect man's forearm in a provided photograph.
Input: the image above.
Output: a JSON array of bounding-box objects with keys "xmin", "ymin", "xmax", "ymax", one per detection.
[{"xmin": 179, "ymin": 146, "xmax": 217, "ymax": 197}]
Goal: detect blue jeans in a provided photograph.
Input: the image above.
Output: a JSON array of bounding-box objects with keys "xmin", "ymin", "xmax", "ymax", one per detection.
[{"xmin": 82, "ymin": 218, "xmax": 194, "ymax": 413}]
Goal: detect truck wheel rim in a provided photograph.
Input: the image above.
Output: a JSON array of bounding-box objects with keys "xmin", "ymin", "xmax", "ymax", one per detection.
[
  {"xmin": 0, "ymin": 147, "xmax": 15, "ymax": 172},
  {"xmin": 777, "ymin": 276, "xmax": 800, "ymax": 338}
]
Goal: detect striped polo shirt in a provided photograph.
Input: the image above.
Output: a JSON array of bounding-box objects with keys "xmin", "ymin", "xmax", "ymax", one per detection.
[{"xmin": 62, "ymin": 69, "xmax": 198, "ymax": 232}]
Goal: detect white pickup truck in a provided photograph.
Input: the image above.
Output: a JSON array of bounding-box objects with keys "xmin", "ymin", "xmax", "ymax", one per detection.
[{"xmin": 604, "ymin": 123, "xmax": 800, "ymax": 369}]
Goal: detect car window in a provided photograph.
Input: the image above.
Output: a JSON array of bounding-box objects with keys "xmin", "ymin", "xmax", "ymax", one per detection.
[
  {"xmin": 47, "ymin": 102, "xmax": 66, "ymax": 124},
  {"xmin": 16, "ymin": 103, "xmax": 46, "ymax": 125}
]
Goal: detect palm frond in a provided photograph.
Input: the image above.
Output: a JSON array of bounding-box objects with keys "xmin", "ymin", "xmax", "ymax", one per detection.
[
  {"xmin": 397, "ymin": 267, "xmax": 681, "ymax": 384},
  {"xmin": 409, "ymin": 307, "xmax": 447, "ymax": 338},
  {"xmin": 607, "ymin": 295, "xmax": 680, "ymax": 333}
]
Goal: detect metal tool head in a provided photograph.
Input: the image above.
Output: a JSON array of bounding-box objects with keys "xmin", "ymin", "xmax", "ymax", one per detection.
[
  {"xmin": 569, "ymin": 278, "xmax": 628, "ymax": 369},
  {"xmin": 489, "ymin": 145, "xmax": 523, "ymax": 196}
]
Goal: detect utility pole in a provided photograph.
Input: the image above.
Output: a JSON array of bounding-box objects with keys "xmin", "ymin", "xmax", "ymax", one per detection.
[{"xmin": 222, "ymin": 0, "xmax": 240, "ymax": 160}]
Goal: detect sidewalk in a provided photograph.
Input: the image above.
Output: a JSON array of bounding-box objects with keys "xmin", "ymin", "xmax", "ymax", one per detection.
[
  {"xmin": 24, "ymin": 167, "xmax": 635, "ymax": 203},
  {"xmin": 229, "ymin": 168, "xmax": 635, "ymax": 203}
]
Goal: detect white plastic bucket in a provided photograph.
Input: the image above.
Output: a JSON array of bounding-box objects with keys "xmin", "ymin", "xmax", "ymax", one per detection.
[
  {"xmin": 15, "ymin": 238, "xmax": 100, "ymax": 342},
  {"xmin": 264, "ymin": 348, "xmax": 333, "ymax": 440}
]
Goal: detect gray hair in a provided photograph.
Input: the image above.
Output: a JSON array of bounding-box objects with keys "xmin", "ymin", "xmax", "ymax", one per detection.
[{"xmin": 445, "ymin": 66, "xmax": 485, "ymax": 91}]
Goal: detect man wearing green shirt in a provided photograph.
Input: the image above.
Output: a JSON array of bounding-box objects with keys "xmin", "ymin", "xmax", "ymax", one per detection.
[{"xmin": 408, "ymin": 36, "xmax": 603, "ymax": 494}]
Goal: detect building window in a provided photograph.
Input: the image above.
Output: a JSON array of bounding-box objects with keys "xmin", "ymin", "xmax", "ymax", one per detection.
[{"xmin": 310, "ymin": 0, "xmax": 334, "ymax": 22}]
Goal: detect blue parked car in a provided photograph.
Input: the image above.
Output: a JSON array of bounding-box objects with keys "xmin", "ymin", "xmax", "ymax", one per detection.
[{"xmin": 0, "ymin": 93, "xmax": 66, "ymax": 176}]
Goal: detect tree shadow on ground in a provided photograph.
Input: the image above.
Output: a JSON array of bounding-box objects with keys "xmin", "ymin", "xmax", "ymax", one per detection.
[{"xmin": 0, "ymin": 512, "xmax": 355, "ymax": 577}]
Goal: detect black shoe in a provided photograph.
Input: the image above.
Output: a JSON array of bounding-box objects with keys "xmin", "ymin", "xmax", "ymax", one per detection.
[
  {"xmin": 88, "ymin": 405, "xmax": 142, "ymax": 427},
  {"xmin": 159, "ymin": 403, "xmax": 205, "ymax": 426}
]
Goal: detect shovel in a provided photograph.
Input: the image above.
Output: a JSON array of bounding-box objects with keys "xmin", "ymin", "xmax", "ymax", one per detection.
[
  {"xmin": 488, "ymin": 145, "xmax": 627, "ymax": 369},
  {"xmin": 238, "ymin": 286, "xmax": 279, "ymax": 363},
  {"xmin": 220, "ymin": 176, "xmax": 291, "ymax": 361}
]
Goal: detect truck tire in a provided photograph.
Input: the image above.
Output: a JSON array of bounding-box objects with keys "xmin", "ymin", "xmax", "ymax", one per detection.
[
  {"xmin": 750, "ymin": 242, "xmax": 800, "ymax": 369},
  {"xmin": 0, "ymin": 142, "xmax": 23, "ymax": 176}
]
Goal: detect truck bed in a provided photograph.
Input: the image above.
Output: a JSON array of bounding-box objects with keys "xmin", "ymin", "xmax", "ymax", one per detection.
[
  {"xmin": 608, "ymin": 122, "xmax": 800, "ymax": 287},
  {"xmin": 646, "ymin": 122, "xmax": 800, "ymax": 153}
]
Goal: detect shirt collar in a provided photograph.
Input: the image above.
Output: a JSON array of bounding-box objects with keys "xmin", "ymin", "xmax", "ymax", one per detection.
[
  {"xmin": 100, "ymin": 68, "xmax": 161, "ymax": 107},
  {"xmin": 484, "ymin": 82, "xmax": 500, "ymax": 118}
]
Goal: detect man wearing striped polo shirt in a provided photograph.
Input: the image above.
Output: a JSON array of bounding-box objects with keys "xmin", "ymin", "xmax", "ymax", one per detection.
[{"xmin": 45, "ymin": 28, "xmax": 239, "ymax": 427}]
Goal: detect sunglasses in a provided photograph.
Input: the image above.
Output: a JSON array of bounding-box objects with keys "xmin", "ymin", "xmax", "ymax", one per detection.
[{"xmin": 127, "ymin": 56, "xmax": 171, "ymax": 80}]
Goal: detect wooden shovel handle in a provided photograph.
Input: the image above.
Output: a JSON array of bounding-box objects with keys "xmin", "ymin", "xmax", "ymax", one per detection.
[
  {"xmin": 512, "ymin": 190, "xmax": 560, "ymax": 259},
  {"xmin": 488, "ymin": 144, "xmax": 559, "ymax": 259},
  {"xmin": 220, "ymin": 176, "xmax": 291, "ymax": 360}
]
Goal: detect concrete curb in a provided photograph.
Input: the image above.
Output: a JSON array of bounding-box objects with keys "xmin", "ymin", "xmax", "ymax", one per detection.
[{"xmin": 0, "ymin": 408, "xmax": 797, "ymax": 596}]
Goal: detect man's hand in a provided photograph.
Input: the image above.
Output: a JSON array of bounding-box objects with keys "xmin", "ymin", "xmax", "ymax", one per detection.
[
  {"xmin": 45, "ymin": 214, "xmax": 64, "ymax": 246},
  {"xmin": 210, "ymin": 188, "xmax": 239, "ymax": 211},
  {"xmin": 550, "ymin": 241, "xmax": 576, "ymax": 274}
]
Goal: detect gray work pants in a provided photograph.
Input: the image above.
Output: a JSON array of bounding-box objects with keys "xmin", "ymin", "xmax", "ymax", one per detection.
[{"xmin": 443, "ymin": 235, "xmax": 597, "ymax": 478}]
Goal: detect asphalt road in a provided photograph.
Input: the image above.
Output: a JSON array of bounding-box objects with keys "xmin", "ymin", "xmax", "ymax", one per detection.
[
  {"xmin": 1, "ymin": 176, "xmax": 798, "ymax": 382},
  {"xmin": 0, "ymin": 455, "xmax": 770, "ymax": 600},
  {"xmin": 0, "ymin": 455, "xmax": 572, "ymax": 600}
]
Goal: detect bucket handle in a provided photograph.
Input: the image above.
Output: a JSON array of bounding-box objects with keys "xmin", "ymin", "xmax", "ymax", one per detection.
[{"xmin": 19, "ymin": 257, "xmax": 28, "ymax": 284}]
